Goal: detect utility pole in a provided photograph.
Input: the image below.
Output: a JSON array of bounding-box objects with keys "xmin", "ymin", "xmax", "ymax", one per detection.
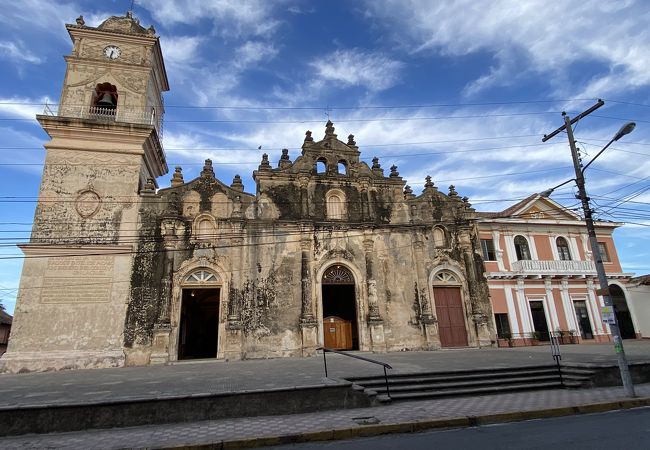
[{"xmin": 543, "ymin": 100, "xmax": 636, "ymax": 397}]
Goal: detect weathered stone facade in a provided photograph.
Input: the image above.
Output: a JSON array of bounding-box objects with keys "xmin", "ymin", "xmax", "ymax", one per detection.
[{"xmin": 1, "ymin": 13, "xmax": 494, "ymax": 373}]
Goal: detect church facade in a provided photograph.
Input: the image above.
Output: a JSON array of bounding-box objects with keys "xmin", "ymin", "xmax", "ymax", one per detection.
[{"xmin": 1, "ymin": 13, "xmax": 494, "ymax": 372}]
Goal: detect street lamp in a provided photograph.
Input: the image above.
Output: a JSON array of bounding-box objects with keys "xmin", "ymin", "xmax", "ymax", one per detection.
[{"xmin": 541, "ymin": 115, "xmax": 637, "ymax": 397}]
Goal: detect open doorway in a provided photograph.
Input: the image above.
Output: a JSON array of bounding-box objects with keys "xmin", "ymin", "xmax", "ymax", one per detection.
[
  {"xmin": 529, "ymin": 301, "xmax": 550, "ymax": 341},
  {"xmin": 322, "ymin": 265, "xmax": 358, "ymax": 350},
  {"xmin": 610, "ymin": 284, "xmax": 636, "ymax": 339},
  {"xmin": 178, "ymin": 288, "xmax": 220, "ymax": 360}
]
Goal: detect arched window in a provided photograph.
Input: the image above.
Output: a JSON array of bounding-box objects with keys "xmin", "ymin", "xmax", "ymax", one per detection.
[
  {"xmin": 91, "ymin": 82, "xmax": 118, "ymax": 117},
  {"xmin": 337, "ymin": 160, "xmax": 347, "ymax": 175},
  {"xmin": 556, "ymin": 237, "xmax": 572, "ymax": 260},
  {"xmin": 514, "ymin": 235, "xmax": 531, "ymax": 260},
  {"xmin": 433, "ymin": 270, "xmax": 460, "ymax": 284},
  {"xmin": 322, "ymin": 265, "xmax": 354, "ymax": 284},
  {"xmin": 326, "ymin": 190, "xmax": 346, "ymax": 220},
  {"xmin": 184, "ymin": 269, "xmax": 220, "ymax": 284},
  {"xmin": 316, "ymin": 158, "xmax": 327, "ymax": 174},
  {"xmin": 433, "ymin": 227, "xmax": 446, "ymax": 247}
]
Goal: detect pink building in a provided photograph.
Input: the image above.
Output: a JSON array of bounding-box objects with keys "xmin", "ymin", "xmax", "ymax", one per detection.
[{"xmin": 478, "ymin": 194, "xmax": 638, "ymax": 346}]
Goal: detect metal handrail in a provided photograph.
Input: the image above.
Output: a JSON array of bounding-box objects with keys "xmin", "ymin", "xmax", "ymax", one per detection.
[
  {"xmin": 550, "ymin": 335, "xmax": 564, "ymax": 387},
  {"xmin": 317, "ymin": 347, "xmax": 393, "ymax": 399}
]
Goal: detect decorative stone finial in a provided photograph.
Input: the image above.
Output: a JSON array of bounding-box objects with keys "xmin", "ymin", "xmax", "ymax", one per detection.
[
  {"xmin": 230, "ymin": 174, "xmax": 244, "ymax": 191},
  {"xmin": 390, "ymin": 165, "xmax": 399, "ymax": 178},
  {"xmin": 462, "ymin": 196, "xmax": 471, "ymax": 207},
  {"xmin": 279, "ymin": 148, "xmax": 292, "ymax": 169},
  {"xmin": 325, "ymin": 120, "xmax": 336, "ymax": 137},
  {"xmin": 372, "ymin": 157, "xmax": 381, "ymax": 169},
  {"xmin": 147, "ymin": 25, "xmax": 155, "ymax": 36},
  {"xmin": 126, "ymin": 10, "xmax": 133, "ymax": 19},
  {"xmin": 448, "ymin": 185, "xmax": 458, "ymax": 197},
  {"xmin": 76, "ymin": 15, "xmax": 85, "ymax": 26},
  {"xmin": 404, "ymin": 185, "xmax": 415, "ymax": 199},
  {"xmin": 259, "ymin": 153, "xmax": 271, "ymax": 171},
  {"xmin": 171, "ymin": 166, "xmax": 184, "ymax": 187},
  {"xmin": 304, "ymin": 130, "xmax": 313, "ymax": 142},
  {"xmin": 424, "ymin": 175, "xmax": 434, "ymax": 189},
  {"xmin": 201, "ymin": 159, "xmax": 215, "ymax": 178},
  {"xmin": 347, "ymin": 134, "xmax": 356, "ymax": 146},
  {"xmin": 142, "ymin": 178, "xmax": 155, "ymax": 194}
]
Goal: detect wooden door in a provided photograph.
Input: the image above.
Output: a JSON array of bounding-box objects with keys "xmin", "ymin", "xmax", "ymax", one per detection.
[
  {"xmin": 323, "ymin": 316, "xmax": 352, "ymax": 350},
  {"xmin": 433, "ymin": 287, "xmax": 468, "ymax": 347}
]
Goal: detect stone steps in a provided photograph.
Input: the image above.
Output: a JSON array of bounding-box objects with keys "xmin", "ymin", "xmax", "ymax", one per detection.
[{"xmin": 345, "ymin": 365, "xmax": 595, "ymax": 403}]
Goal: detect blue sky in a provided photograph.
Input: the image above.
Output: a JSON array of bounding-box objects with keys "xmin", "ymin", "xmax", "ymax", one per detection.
[{"xmin": 0, "ymin": 0, "xmax": 649, "ymax": 314}]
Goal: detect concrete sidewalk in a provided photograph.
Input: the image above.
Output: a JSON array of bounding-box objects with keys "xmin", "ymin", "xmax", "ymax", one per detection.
[
  {"xmin": 1, "ymin": 341, "xmax": 649, "ymax": 409},
  {"xmin": 1, "ymin": 382, "xmax": 649, "ymax": 449}
]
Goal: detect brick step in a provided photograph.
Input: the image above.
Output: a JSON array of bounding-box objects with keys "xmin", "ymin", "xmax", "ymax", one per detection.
[
  {"xmin": 346, "ymin": 365, "xmax": 556, "ymax": 384},
  {"xmin": 366, "ymin": 374, "xmax": 563, "ymax": 394},
  {"xmin": 383, "ymin": 375, "xmax": 560, "ymax": 393},
  {"xmin": 349, "ymin": 368, "xmax": 561, "ymax": 388},
  {"xmin": 376, "ymin": 381, "xmax": 564, "ymax": 403}
]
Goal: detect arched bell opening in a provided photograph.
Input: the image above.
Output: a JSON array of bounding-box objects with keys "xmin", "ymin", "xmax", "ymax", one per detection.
[
  {"xmin": 609, "ymin": 284, "xmax": 636, "ymax": 339},
  {"xmin": 321, "ymin": 264, "xmax": 359, "ymax": 350},
  {"xmin": 91, "ymin": 82, "xmax": 118, "ymax": 117}
]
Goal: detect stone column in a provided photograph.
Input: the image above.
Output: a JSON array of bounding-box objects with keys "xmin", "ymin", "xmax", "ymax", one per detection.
[
  {"xmin": 299, "ymin": 233, "xmax": 318, "ymax": 355},
  {"xmin": 150, "ymin": 218, "xmax": 182, "ymax": 364},
  {"xmin": 364, "ymin": 235, "xmax": 386, "ymax": 352},
  {"xmin": 543, "ymin": 278, "xmax": 560, "ymax": 332},
  {"xmin": 224, "ymin": 225, "xmax": 244, "ymax": 360},
  {"xmin": 515, "ymin": 279, "xmax": 532, "ymax": 334},
  {"xmin": 559, "ymin": 278, "xmax": 579, "ymax": 332},
  {"xmin": 412, "ymin": 235, "xmax": 439, "ymax": 349},
  {"xmin": 587, "ymin": 279, "xmax": 607, "ymax": 336},
  {"xmin": 299, "ymin": 176, "xmax": 309, "ymax": 218}
]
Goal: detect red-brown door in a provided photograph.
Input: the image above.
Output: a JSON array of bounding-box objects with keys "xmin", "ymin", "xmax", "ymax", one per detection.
[
  {"xmin": 433, "ymin": 287, "xmax": 468, "ymax": 347},
  {"xmin": 323, "ymin": 316, "xmax": 353, "ymax": 350}
]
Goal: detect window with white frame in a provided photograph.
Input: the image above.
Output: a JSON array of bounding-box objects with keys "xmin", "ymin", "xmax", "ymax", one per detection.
[
  {"xmin": 556, "ymin": 237, "xmax": 572, "ymax": 261},
  {"xmin": 481, "ymin": 238, "xmax": 496, "ymax": 261},
  {"xmin": 514, "ymin": 235, "xmax": 531, "ymax": 260}
]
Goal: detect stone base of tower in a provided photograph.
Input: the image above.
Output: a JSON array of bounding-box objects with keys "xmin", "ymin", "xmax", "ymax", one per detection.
[{"xmin": 0, "ymin": 350, "xmax": 125, "ymax": 374}]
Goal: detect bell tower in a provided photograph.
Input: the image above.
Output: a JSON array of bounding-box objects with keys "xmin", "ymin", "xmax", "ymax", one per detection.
[{"xmin": 1, "ymin": 12, "xmax": 170, "ymax": 373}]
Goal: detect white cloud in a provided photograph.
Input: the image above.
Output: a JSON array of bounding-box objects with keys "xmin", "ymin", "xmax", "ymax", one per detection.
[
  {"xmin": 362, "ymin": 0, "xmax": 650, "ymax": 97},
  {"xmin": 310, "ymin": 49, "xmax": 404, "ymax": 92},
  {"xmin": 234, "ymin": 41, "xmax": 278, "ymax": 69},
  {"xmin": 136, "ymin": 0, "xmax": 281, "ymax": 38},
  {"xmin": 0, "ymin": 96, "xmax": 53, "ymax": 120},
  {"xmin": 0, "ymin": 41, "xmax": 44, "ymax": 65}
]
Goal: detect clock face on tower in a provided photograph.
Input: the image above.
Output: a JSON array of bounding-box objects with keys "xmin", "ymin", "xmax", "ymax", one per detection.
[{"xmin": 103, "ymin": 45, "xmax": 121, "ymax": 60}]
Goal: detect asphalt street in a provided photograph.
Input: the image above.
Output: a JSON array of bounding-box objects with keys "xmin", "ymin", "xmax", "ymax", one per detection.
[{"xmin": 268, "ymin": 406, "xmax": 650, "ymax": 450}]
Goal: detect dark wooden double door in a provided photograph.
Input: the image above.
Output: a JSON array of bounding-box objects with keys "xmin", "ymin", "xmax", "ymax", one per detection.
[{"xmin": 433, "ymin": 287, "xmax": 468, "ymax": 347}]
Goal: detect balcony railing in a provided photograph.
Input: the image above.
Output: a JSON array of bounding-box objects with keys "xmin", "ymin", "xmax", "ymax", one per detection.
[
  {"xmin": 43, "ymin": 104, "xmax": 163, "ymax": 138},
  {"xmin": 511, "ymin": 259, "xmax": 596, "ymax": 275}
]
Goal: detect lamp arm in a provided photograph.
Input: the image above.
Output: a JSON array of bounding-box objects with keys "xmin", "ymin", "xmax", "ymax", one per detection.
[{"xmin": 581, "ymin": 137, "xmax": 615, "ymax": 173}]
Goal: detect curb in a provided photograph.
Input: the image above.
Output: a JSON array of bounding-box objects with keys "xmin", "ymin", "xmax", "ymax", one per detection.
[{"xmin": 161, "ymin": 397, "xmax": 650, "ymax": 449}]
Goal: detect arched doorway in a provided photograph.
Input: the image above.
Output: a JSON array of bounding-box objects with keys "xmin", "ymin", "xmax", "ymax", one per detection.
[
  {"xmin": 321, "ymin": 265, "xmax": 358, "ymax": 350},
  {"xmin": 178, "ymin": 269, "xmax": 221, "ymax": 360},
  {"xmin": 432, "ymin": 270, "xmax": 469, "ymax": 347},
  {"xmin": 609, "ymin": 284, "xmax": 636, "ymax": 339}
]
